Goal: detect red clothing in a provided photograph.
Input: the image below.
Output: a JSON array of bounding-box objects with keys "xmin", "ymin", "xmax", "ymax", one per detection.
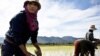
[
  {"xmin": 24, "ymin": 9, "xmax": 39, "ymax": 44},
  {"xmin": 25, "ymin": 10, "xmax": 38, "ymax": 31}
]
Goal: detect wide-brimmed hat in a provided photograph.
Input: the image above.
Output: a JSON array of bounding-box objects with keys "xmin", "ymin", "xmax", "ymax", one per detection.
[{"xmin": 90, "ymin": 25, "xmax": 97, "ymax": 30}]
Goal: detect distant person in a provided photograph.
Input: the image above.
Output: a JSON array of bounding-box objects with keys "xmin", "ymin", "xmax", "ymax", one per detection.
[
  {"xmin": 85, "ymin": 25, "xmax": 98, "ymax": 49},
  {"xmin": 1, "ymin": 0, "xmax": 42, "ymax": 56}
]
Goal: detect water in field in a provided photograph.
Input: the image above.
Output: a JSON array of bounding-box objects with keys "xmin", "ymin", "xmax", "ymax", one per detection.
[
  {"xmin": 0, "ymin": 45, "xmax": 100, "ymax": 56},
  {"xmin": 42, "ymin": 47, "xmax": 100, "ymax": 56},
  {"xmin": 27, "ymin": 45, "xmax": 74, "ymax": 56},
  {"xmin": 35, "ymin": 45, "xmax": 100, "ymax": 56},
  {"xmin": 95, "ymin": 48, "xmax": 100, "ymax": 56},
  {"xmin": 42, "ymin": 50, "xmax": 75, "ymax": 56}
]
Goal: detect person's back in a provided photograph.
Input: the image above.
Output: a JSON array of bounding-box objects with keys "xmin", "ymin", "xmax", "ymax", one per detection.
[
  {"xmin": 85, "ymin": 25, "xmax": 97, "ymax": 41},
  {"xmin": 86, "ymin": 29, "xmax": 94, "ymax": 41},
  {"xmin": 74, "ymin": 39, "xmax": 95, "ymax": 56},
  {"xmin": 85, "ymin": 25, "xmax": 98, "ymax": 49}
]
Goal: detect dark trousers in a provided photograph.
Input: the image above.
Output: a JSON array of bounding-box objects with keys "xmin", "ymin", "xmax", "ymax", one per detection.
[{"xmin": 1, "ymin": 40, "xmax": 25, "ymax": 56}]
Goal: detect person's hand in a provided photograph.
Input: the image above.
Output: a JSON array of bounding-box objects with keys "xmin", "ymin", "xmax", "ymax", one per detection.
[
  {"xmin": 25, "ymin": 52, "xmax": 35, "ymax": 56},
  {"xmin": 35, "ymin": 50, "xmax": 42, "ymax": 56}
]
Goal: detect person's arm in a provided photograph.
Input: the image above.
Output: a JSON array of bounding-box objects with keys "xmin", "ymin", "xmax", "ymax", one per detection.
[
  {"xmin": 19, "ymin": 44, "xmax": 27, "ymax": 54},
  {"xmin": 30, "ymin": 31, "xmax": 42, "ymax": 56},
  {"xmin": 19, "ymin": 44, "xmax": 34, "ymax": 56},
  {"xmin": 32, "ymin": 43, "xmax": 42, "ymax": 56}
]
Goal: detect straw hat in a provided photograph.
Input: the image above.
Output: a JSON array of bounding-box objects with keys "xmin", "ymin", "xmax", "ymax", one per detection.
[{"xmin": 90, "ymin": 25, "xmax": 97, "ymax": 30}]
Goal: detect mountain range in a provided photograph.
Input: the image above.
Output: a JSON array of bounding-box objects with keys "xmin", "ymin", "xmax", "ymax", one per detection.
[{"xmin": 0, "ymin": 36, "xmax": 80, "ymax": 44}]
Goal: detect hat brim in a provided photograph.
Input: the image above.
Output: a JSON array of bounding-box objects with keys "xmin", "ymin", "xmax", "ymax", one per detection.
[{"xmin": 91, "ymin": 28, "xmax": 97, "ymax": 30}]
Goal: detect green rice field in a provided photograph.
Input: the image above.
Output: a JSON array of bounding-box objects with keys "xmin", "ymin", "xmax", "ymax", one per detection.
[{"xmin": 0, "ymin": 45, "xmax": 100, "ymax": 56}]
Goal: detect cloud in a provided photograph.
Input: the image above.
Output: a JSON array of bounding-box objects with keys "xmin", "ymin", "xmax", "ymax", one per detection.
[
  {"xmin": 38, "ymin": 0, "xmax": 100, "ymax": 38},
  {"xmin": 0, "ymin": 0, "xmax": 100, "ymax": 38},
  {"xmin": 0, "ymin": 0, "xmax": 25, "ymax": 37},
  {"xmin": 91, "ymin": 0, "xmax": 100, "ymax": 5}
]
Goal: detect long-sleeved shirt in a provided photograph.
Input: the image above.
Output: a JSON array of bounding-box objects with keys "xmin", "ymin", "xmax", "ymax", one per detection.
[
  {"xmin": 85, "ymin": 30, "xmax": 94, "ymax": 41},
  {"xmin": 6, "ymin": 11, "xmax": 38, "ymax": 45}
]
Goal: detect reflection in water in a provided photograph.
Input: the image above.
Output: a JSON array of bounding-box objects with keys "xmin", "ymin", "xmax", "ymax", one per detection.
[
  {"xmin": 42, "ymin": 49, "xmax": 100, "ymax": 56},
  {"xmin": 43, "ymin": 50, "xmax": 74, "ymax": 56}
]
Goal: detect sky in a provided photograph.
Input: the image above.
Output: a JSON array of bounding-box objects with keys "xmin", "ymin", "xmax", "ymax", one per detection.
[{"xmin": 0, "ymin": 0, "xmax": 100, "ymax": 38}]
